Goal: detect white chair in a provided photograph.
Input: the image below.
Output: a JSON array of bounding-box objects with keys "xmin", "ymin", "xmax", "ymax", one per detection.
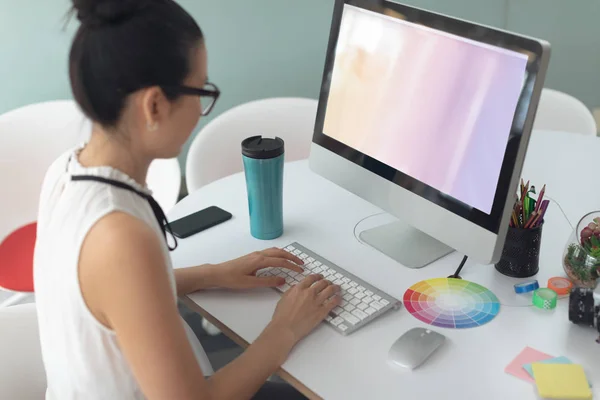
[
  {"xmin": 186, "ymin": 97, "xmax": 318, "ymax": 193},
  {"xmin": 0, "ymin": 304, "xmax": 213, "ymax": 399},
  {"xmin": 0, "ymin": 303, "xmax": 46, "ymax": 399},
  {"xmin": 533, "ymin": 88, "xmax": 597, "ymax": 135},
  {"xmin": 0, "ymin": 100, "xmax": 181, "ymax": 307},
  {"xmin": 0, "ymin": 100, "xmax": 90, "ymax": 307}
]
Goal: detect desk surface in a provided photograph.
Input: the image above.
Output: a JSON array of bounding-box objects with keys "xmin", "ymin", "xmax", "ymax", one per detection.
[{"xmin": 170, "ymin": 130, "xmax": 600, "ymax": 400}]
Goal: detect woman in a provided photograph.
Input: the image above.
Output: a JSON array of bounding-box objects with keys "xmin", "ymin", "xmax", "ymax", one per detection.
[{"xmin": 33, "ymin": 0, "xmax": 341, "ymax": 398}]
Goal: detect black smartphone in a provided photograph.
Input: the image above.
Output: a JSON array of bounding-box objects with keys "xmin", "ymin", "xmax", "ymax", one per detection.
[{"xmin": 169, "ymin": 206, "xmax": 232, "ymax": 238}]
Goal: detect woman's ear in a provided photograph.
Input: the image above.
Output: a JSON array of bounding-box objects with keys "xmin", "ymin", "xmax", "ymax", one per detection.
[{"xmin": 141, "ymin": 86, "xmax": 170, "ymax": 131}]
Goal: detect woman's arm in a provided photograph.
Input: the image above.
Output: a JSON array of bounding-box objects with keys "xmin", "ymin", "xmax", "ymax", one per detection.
[
  {"xmin": 80, "ymin": 212, "xmax": 339, "ymax": 400},
  {"xmin": 174, "ymin": 264, "xmax": 221, "ymax": 295},
  {"xmin": 174, "ymin": 249, "xmax": 305, "ymax": 296}
]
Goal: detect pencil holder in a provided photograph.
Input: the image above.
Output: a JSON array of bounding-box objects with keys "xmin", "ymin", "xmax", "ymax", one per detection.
[{"xmin": 495, "ymin": 223, "xmax": 544, "ymax": 278}]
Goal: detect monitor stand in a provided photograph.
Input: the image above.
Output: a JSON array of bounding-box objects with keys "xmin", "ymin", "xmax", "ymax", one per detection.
[{"xmin": 359, "ymin": 221, "xmax": 454, "ymax": 269}]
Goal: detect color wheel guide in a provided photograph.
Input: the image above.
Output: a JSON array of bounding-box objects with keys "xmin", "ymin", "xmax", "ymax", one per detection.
[{"xmin": 403, "ymin": 278, "xmax": 500, "ymax": 329}]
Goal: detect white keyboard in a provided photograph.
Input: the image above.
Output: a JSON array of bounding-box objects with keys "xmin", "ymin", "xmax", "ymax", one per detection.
[{"xmin": 258, "ymin": 242, "xmax": 402, "ymax": 336}]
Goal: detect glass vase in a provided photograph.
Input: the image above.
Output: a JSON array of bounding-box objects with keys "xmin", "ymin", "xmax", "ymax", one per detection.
[{"xmin": 562, "ymin": 211, "xmax": 600, "ymax": 288}]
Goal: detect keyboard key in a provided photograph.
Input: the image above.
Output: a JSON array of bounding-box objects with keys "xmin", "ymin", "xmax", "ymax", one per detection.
[
  {"xmin": 288, "ymin": 271, "xmax": 299, "ymax": 278},
  {"xmin": 285, "ymin": 277, "xmax": 294, "ymax": 284},
  {"xmin": 307, "ymin": 257, "xmax": 315, "ymax": 263},
  {"xmin": 349, "ymin": 282, "xmax": 358, "ymax": 288},
  {"xmin": 276, "ymin": 271, "xmax": 287, "ymax": 277},
  {"xmin": 352, "ymin": 309, "xmax": 368, "ymax": 320},
  {"xmin": 357, "ymin": 286, "xmax": 365, "ymax": 292},
  {"xmin": 335, "ymin": 273, "xmax": 343, "ymax": 279},
  {"xmin": 365, "ymin": 307, "xmax": 377, "ymax": 315},
  {"xmin": 302, "ymin": 269, "xmax": 311, "ymax": 276},
  {"xmin": 293, "ymin": 250, "xmax": 301, "ymax": 255},
  {"xmin": 338, "ymin": 324, "xmax": 348, "ymax": 332},
  {"xmin": 341, "ymin": 312, "xmax": 360, "ymax": 325},
  {"xmin": 348, "ymin": 288, "xmax": 358, "ymax": 295},
  {"xmin": 329, "ymin": 269, "xmax": 337, "ymax": 275},
  {"xmin": 290, "ymin": 281, "xmax": 298, "ymax": 286},
  {"xmin": 312, "ymin": 267, "xmax": 323, "ymax": 274},
  {"xmin": 341, "ymin": 283, "xmax": 351, "ymax": 290},
  {"xmin": 299, "ymin": 253, "xmax": 308, "ymax": 259},
  {"xmin": 343, "ymin": 293, "xmax": 353, "ymax": 301},
  {"xmin": 315, "ymin": 261, "xmax": 322, "ymax": 267},
  {"xmin": 357, "ymin": 302, "xmax": 368, "ymax": 311},
  {"xmin": 333, "ymin": 307, "xmax": 344, "ymax": 315},
  {"xmin": 355, "ymin": 292, "xmax": 366, "ymax": 300},
  {"xmin": 334, "ymin": 279, "xmax": 345, "ymax": 286},
  {"xmin": 325, "ymin": 315, "xmax": 332, "ymax": 322},
  {"xmin": 350, "ymin": 298, "xmax": 361, "ymax": 306},
  {"xmin": 344, "ymin": 304, "xmax": 356, "ymax": 312},
  {"xmin": 371, "ymin": 301, "xmax": 384, "ymax": 311},
  {"xmin": 331, "ymin": 317, "xmax": 344, "ymax": 326},
  {"xmin": 322, "ymin": 270, "xmax": 333, "ymax": 277},
  {"xmin": 279, "ymin": 284, "xmax": 291, "ymax": 292},
  {"xmin": 365, "ymin": 290, "xmax": 374, "ymax": 296},
  {"xmin": 373, "ymin": 295, "xmax": 381, "ymax": 301},
  {"xmin": 362, "ymin": 296, "xmax": 373, "ymax": 304},
  {"xmin": 380, "ymin": 299, "xmax": 390, "ymax": 306},
  {"xmin": 342, "ymin": 277, "xmax": 351, "ymax": 283}
]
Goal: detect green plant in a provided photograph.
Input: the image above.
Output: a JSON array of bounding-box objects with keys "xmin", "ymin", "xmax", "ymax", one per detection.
[{"xmin": 564, "ymin": 243, "xmax": 600, "ymax": 283}]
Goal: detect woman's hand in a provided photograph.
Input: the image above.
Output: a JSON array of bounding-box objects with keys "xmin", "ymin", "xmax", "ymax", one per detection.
[
  {"xmin": 269, "ymin": 274, "xmax": 341, "ymax": 343},
  {"xmin": 211, "ymin": 247, "xmax": 305, "ymax": 290}
]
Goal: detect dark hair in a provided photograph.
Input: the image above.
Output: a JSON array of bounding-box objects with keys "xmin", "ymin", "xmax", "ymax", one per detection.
[{"xmin": 69, "ymin": 0, "xmax": 204, "ymax": 127}]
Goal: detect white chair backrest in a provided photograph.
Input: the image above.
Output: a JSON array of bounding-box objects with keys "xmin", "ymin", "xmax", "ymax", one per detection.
[
  {"xmin": 0, "ymin": 100, "xmax": 90, "ymax": 240},
  {"xmin": 185, "ymin": 97, "xmax": 318, "ymax": 193},
  {"xmin": 533, "ymin": 88, "xmax": 597, "ymax": 135},
  {"xmin": 0, "ymin": 303, "xmax": 46, "ymax": 399}
]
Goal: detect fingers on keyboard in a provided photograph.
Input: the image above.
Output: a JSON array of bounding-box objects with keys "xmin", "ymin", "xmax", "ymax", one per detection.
[{"xmin": 280, "ymin": 244, "xmax": 398, "ymax": 336}]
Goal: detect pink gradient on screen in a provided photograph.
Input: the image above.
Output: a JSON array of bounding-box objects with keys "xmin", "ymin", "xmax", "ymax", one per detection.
[{"xmin": 323, "ymin": 6, "xmax": 528, "ymax": 214}]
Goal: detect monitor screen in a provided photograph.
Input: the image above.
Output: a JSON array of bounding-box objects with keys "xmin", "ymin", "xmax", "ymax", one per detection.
[{"xmin": 322, "ymin": 4, "xmax": 528, "ymax": 215}]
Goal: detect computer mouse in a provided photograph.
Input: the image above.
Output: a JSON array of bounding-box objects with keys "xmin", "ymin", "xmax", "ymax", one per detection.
[{"xmin": 388, "ymin": 327, "xmax": 445, "ymax": 370}]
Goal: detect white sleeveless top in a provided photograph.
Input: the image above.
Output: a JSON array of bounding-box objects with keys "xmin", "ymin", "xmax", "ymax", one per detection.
[{"xmin": 34, "ymin": 148, "xmax": 198, "ymax": 399}]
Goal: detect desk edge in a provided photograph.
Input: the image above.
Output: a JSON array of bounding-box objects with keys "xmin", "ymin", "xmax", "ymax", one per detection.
[{"xmin": 181, "ymin": 296, "xmax": 323, "ymax": 400}]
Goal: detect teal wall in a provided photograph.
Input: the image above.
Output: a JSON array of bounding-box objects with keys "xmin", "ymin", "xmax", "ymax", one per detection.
[{"xmin": 1, "ymin": 0, "xmax": 599, "ymax": 170}]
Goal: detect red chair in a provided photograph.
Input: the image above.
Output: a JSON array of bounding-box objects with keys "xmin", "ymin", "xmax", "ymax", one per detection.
[{"xmin": 0, "ymin": 100, "xmax": 91, "ymax": 307}]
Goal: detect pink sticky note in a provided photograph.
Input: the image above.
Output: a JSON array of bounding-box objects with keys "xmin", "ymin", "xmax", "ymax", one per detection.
[{"xmin": 505, "ymin": 347, "xmax": 553, "ymax": 383}]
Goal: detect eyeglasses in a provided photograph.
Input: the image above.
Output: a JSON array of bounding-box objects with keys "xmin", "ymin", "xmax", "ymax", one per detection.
[{"xmin": 161, "ymin": 82, "xmax": 221, "ymax": 116}]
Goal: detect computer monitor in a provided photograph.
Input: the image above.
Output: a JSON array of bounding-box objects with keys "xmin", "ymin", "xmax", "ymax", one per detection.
[{"xmin": 309, "ymin": 0, "xmax": 550, "ymax": 268}]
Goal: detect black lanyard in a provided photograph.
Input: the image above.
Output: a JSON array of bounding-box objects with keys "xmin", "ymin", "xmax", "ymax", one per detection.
[{"xmin": 71, "ymin": 175, "xmax": 178, "ymax": 251}]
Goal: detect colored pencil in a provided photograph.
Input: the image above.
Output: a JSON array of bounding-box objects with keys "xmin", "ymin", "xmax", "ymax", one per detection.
[
  {"xmin": 535, "ymin": 184, "xmax": 546, "ymax": 213},
  {"xmin": 524, "ymin": 211, "xmax": 537, "ymax": 229},
  {"xmin": 534, "ymin": 200, "xmax": 550, "ymax": 227}
]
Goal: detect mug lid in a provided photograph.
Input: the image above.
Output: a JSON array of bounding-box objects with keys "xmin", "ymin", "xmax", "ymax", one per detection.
[{"xmin": 242, "ymin": 136, "xmax": 284, "ymax": 159}]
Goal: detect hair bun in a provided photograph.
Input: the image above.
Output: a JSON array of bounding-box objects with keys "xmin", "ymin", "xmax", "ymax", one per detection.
[{"xmin": 73, "ymin": 0, "xmax": 147, "ymax": 26}]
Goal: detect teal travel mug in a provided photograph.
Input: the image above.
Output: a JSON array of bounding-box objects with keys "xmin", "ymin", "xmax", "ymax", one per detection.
[{"xmin": 242, "ymin": 136, "xmax": 285, "ymax": 240}]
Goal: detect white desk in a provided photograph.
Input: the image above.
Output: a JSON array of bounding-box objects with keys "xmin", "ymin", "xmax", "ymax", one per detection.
[{"xmin": 170, "ymin": 130, "xmax": 600, "ymax": 400}]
